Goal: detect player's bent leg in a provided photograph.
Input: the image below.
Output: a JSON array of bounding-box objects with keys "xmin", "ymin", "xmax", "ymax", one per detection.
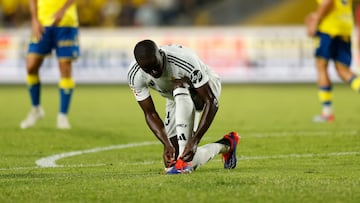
[
  {"xmin": 348, "ymin": 75, "xmax": 360, "ymax": 93},
  {"xmin": 173, "ymin": 87, "xmax": 195, "ymax": 157},
  {"xmin": 193, "ymin": 111, "xmax": 201, "ymax": 132},
  {"xmin": 191, "ymin": 142, "xmax": 225, "ymax": 170},
  {"xmin": 335, "ymin": 62, "xmax": 360, "ymax": 93},
  {"xmin": 165, "ymin": 87, "xmax": 195, "ymax": 175},
  {"xmin": 165, "ymin": 132, "xmax": 240, "ymax": 174}
]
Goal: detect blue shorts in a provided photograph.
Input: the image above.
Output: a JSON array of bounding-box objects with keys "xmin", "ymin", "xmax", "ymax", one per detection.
[
  {"xmin": 28, "ymin": 27, "xmax": 80, "ymax": 59},
  {"xmin": 315, "ymin": 31, "xmax": 352, "ymax": 67}
]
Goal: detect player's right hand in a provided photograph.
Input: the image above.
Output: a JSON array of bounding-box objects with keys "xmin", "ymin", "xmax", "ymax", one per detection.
[
  {"xmin": 305, "ymin": 12, "xmax": 318, "ymax": 37},
  {"xmin": 31, "ymin": 19, "xmax": 44, "ymax": 42},
  {"xmin": 163, "ymin": 144, "xmax": 176, "ymax": 167}
]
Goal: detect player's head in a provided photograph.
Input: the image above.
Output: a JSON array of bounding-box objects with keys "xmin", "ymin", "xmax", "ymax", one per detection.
[{"xmin": 134, "ymin": 39, "xmax": 165, "ymax": 78}]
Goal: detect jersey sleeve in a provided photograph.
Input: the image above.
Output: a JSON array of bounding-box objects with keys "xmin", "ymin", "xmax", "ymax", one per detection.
[
  {"xmin": 130, "ymin": 81, "xmax": 150, "ymax": 101},
  {"xmin": 165, "ymin": 45, "xmax": 210, "ymax": 89},
  {"xmin": 190, "ymin": 65, "xmax": 209, "ymax": 89},
  {"xmin": 127, "ymin": 62, "xmax": 150, "ymax": 101},
  {"xmin": 186, "ymin": 52, "xmax": 210, "ymax": 89}
]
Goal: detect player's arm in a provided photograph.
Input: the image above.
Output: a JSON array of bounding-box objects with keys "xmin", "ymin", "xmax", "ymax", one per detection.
[
  {"xmin": 306, "ymin": 0, "xmax": 333, "ymax": 37},
  {"xmin": 192, "ymin": 82, "xmax": 219, "ymax": 142},
  {"xmin": 29, "ymin": 0, "xmax": 38, "ymax": 19},
  {"xmin": 138, "ymin": 96, "xmax": 168, "ymax": 144},
  {"xmin": 29, "ymin": 0, "xmax": 44, "ymax": 41},
  {"xmin": 52, "ymin": 0, "xmax": 76, "ymax": 26},
  {"xmin": 313, "ymin": 0, "xmax": 333, "ymax": 22},
  {"xmin": 181, "ymin": 82, "xmax": 218, "ymax": 161},
  {"xmin": 138, "ymin": 96, "xmax": 175, "ymax": 166}
]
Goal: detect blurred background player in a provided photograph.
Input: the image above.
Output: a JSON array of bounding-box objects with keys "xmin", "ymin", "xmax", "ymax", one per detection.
[
  {"xmin": 306, "ymin": 0, "xmax": 360, "ymax": 123},
  {"xmin": 128, "ymin": 39, "xmax": 239, "ymax": 174},
  {"xmin": 20, "ymin": 0, "xmax": 80, "ymax": 129}
]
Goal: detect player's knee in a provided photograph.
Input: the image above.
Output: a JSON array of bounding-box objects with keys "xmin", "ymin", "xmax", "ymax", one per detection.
[
  {"xmin": 173, "ymin": 87, "xmax": 190, "ymax": 98},
  {"xmin": 173, "ymin": 87, "xmax": 194, "ymax": 117},
  {"xmin": 173, "ymin": 78, "xmax": 191, "ymax": 90}
]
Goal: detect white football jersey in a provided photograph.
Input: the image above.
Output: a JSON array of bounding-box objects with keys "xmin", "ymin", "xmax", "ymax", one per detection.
[{"xmin": 128, "ymin": 44, "xmax": 221, "ymax": 101}]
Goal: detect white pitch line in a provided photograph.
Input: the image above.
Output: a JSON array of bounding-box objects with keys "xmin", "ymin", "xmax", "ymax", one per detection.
[
  {"xmin": 238, "ymin": 151, "xmax": 360, "ymax": 160},
  {"xmin": 0, "ymin": 129, "xmax": 352, "ymax": 170},
  {"xmin": 1, "ymin": 150, "xmax": 359, "ymax": 171},
  {"xmin": 35, "ymin": 145, "xmax": 360, "ymax": 169},
  {"xmin": 241, "ymin": 130, "xmax": 359, "ymax": 138},
  {"xmin": 34, "ymin": 130, "xmax": 359, "ymax": 168},
  {"xmin": 117, "ymin": 151, "xmax": 360, "ymax": 165},
  {"xmin": 0, "ymin": 151, "xmax": 358, "ymax": 171},
  {"xmin": 35, "ymin": 141, "xmax": 159, "ymax": 168}
]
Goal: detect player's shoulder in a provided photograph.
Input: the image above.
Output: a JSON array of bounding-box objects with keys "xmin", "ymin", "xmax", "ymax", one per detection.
[
  {"xmin": 127, "ymin": 60, "xmax": 140, "ymax": 74},
  {"xmin": 160, "ymin": 44, "xmax": 184, "ymax": 51},
  {"xmin": 127, "ymin": 61, "xmax": 143, "ymax": 85},
  {"xmin": 161, "ymin": 44, "xmax": 195, "ymax": 57},
  {"xmin": 161, "ymin": 44, "xmax": 198, "ymax": 65}
]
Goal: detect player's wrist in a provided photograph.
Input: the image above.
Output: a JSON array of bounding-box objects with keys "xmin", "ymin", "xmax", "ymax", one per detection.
[{"xmin": 163, "ymin": 141, "xmax": 173, "ymax": 148}]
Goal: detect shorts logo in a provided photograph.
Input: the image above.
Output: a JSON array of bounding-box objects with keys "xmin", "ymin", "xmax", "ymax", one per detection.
[
  {"xmin": 191, "ymin": 70, "xmax": 203, "ymax": 84},
  {"xmin": 178, "ymin": 133, "xmax": 187, "ymax": 141},
  {"xmin": 149, "ymin": 80, "xmax": 155, "ymax": 86},
  {"xmin": 176, "ymin": 124, "xmax": 187, "ymax": 128}
]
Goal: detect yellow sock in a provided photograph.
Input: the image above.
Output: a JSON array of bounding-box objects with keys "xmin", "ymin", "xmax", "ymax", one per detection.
[
  {"xmin": 59, "ymin": 77, "xmax": 75, "ymax": 89},
  {"xmin": 318, "ymin": 87, "xmax": 332, "ymax": 104},
  {"xmin": 59, "ymin": 78, "xmax": 75, "ymax": 114},
  {"xmin": 26, "ymin": 74, "xmax": 39, "ymax": 86},
  {"xmin": 318, "ymin": 86, "xmax": 333, "ymax": 115},
  {"xmin": 26, "ymin": 74, "xmax": 41, "ymax": 106}
]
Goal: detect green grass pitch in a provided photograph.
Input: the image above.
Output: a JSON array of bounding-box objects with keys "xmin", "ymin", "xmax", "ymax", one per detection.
[{"xmin": 0, "ymin": 84, "xmax": 359, "ymax": 202}]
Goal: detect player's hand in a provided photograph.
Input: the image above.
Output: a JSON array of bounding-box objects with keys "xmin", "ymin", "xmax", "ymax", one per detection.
[
  {"xmin": 305, "ymin": 12, "xmax": 318, "ymax": 37},
  {"xmin": 31, "ymin": 18, "xmax": 44, "ymax": 42},
  {"xmin": 163, "ymin": 144, "xmax": 176, "ymax": 167},
  {"xmin": 181, "ymin": 136, "xmax": 198, "ymax": 162}
]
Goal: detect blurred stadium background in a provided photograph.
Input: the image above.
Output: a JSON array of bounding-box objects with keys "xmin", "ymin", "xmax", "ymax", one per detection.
[
  {"xmin": 0, "ymin": 0, "xmax": 358, "ymax": 84},
  {"xmin": 0, "ymin": 0, "xmax": 317, "ymax": 27}
]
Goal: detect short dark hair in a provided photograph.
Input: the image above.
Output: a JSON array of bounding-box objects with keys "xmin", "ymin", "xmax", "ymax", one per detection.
[{"xmin": 133, "ymin": 39, "xmax": 158, "ymax": 63}]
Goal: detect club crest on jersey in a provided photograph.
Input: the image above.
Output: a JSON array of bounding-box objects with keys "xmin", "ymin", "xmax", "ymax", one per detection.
[{"xmin": 190, "ymin": 70, "xmax": 203, "ymax": 84}]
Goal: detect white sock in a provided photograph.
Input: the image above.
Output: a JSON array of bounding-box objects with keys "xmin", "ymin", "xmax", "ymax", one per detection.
[
  {"xmin": 322, "ymin": 105, "xmax": 333, "ymax": 116},
  {"xmin": 193, "ymin": 111, "xmax": 201, "ymax": 132},
  {"xmin": 173, "ymin": 87, "xmax": 194, "ymax": 158},
  {"xmin": 191, "ymin": 143, "xmax": 226, "ymax": 170}
]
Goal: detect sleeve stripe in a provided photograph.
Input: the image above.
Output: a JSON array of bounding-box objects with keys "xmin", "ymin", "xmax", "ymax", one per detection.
[
  {"xmin": 168, "ymin": 55, "xmax": 194, "ymax": 73},
  {"xmin": 128, "ymin": 63, "xmax": 140, "ymax": 86}
]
